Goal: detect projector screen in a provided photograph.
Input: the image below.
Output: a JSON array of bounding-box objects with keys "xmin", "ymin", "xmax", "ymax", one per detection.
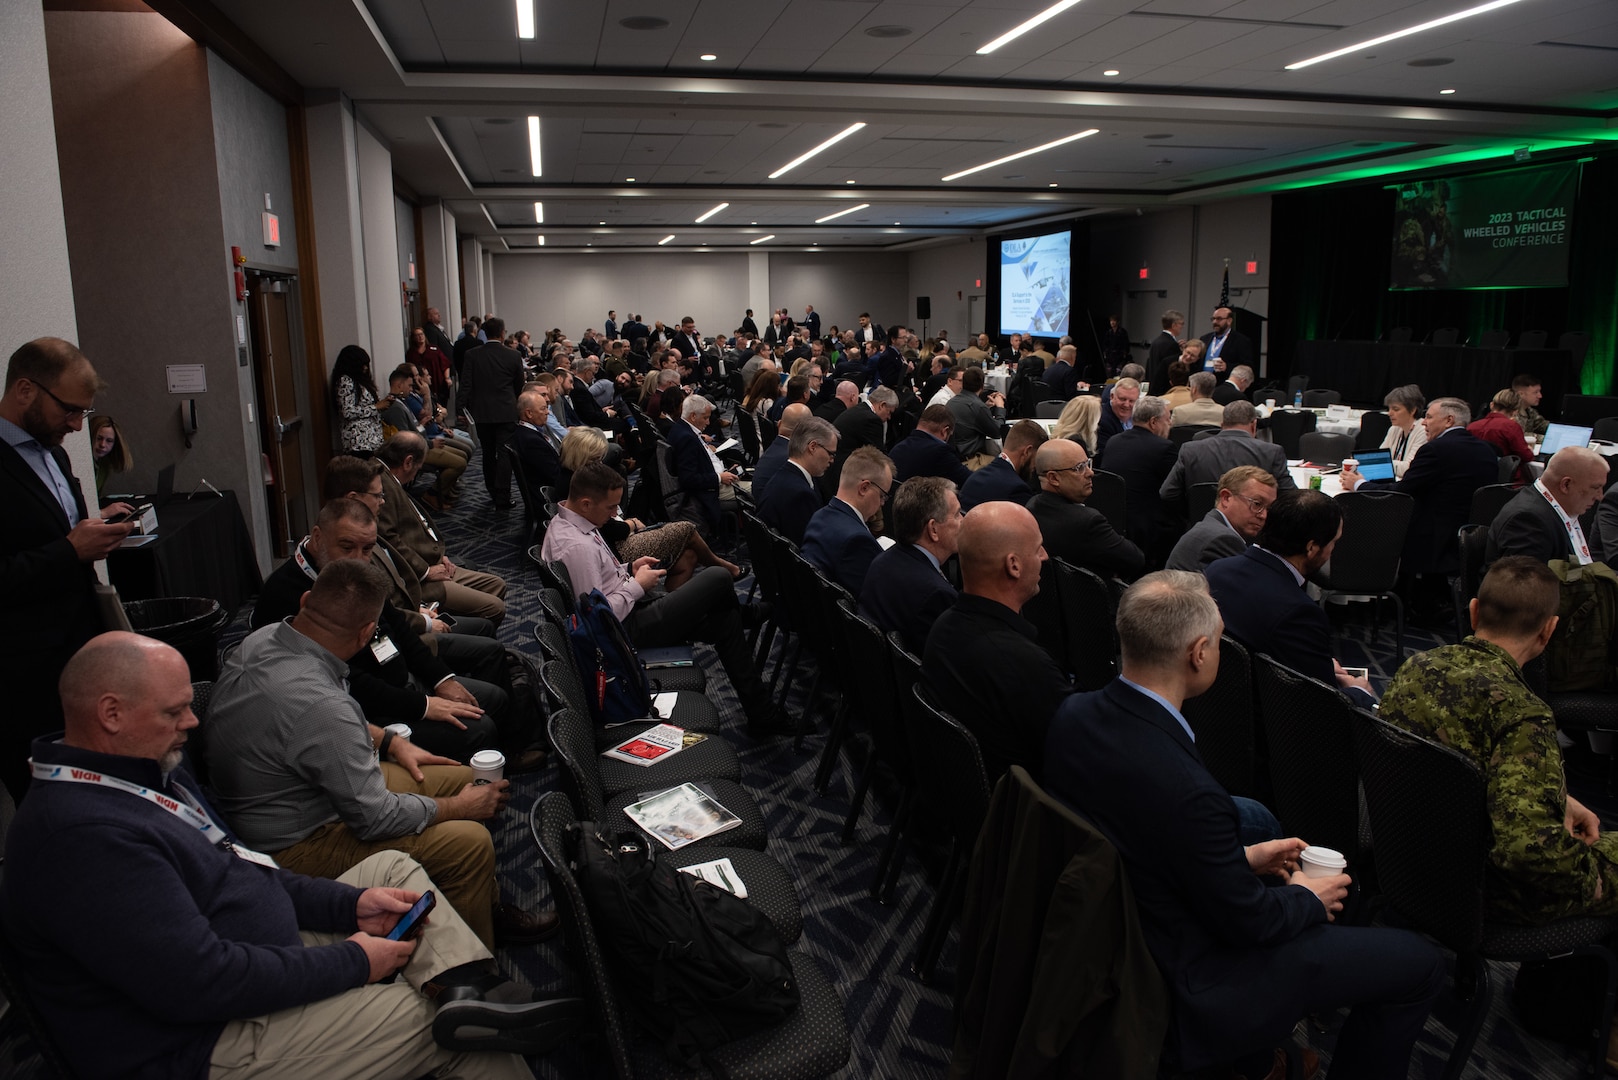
[
  {"xmin": 999, "ymin": 230, "xmax": 1070, "ymax": 336},
  {"xmin": 1389, "ymin": 162, "xmax": 1577, "ymax": 290}
]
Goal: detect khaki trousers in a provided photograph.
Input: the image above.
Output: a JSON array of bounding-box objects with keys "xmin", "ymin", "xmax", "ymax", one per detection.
[
  {"xmin": 425, "ymin": 446, "xmax": 469, "ymax": 496},
  {"xmin": 273, "ymin": 765, "xmax": 498, "ymax": 949},
  {"xmin": 441, "ymin": 570, "xmax": 507, "ymax": 624},
  {"xmin": 210, "ymin": 850, "xmax": 531, "ymax": 1080}
]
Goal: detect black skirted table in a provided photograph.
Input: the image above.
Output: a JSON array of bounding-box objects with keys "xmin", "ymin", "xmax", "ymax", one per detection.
[
  {"xmin": 107, "ymin": 489, "xmax": 263, "ymax": 617},
  {"xmin": 1292, "ymin": 341, "xmax": 1577, "ymax": 416}
]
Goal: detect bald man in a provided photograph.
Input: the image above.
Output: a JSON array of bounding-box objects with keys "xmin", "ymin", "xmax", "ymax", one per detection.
[
  {"xmin": 920, "ymin": 502, "xmax": 1073, "ymax": 782},
  {"xmin": 1486, "ymin": 446, "xmax": 1609, "ymax": 567},
  {"xmin": 1, "ymin": 629, "xmax": 570, "ymax": 1079},
  {"xmin": 0, "ymin": 337, "xmax": 136, "ymax": 801},
  {"xmin": 752, "ymin": 401, "xmax": 808, "ymax": 498},
  {"xmin": 1026, "ymin": 438, "xmax": 1144, "ymax": 581}
]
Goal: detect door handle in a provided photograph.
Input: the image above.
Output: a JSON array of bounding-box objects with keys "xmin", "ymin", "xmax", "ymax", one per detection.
[{"xmin": 275, "ymin": 414, "xmax": 302, "ymax": 439}]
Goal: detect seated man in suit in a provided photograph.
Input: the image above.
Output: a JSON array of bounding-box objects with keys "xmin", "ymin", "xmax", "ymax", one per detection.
[
  {"xmin": 802, "ymin": 446, "xmax": 893, "ymax": 599},
  {"xmin": 1161, "ymin": 400, "xmax": 1295, "ymax": 501},
  {"xmin": 889, "ymin": 404, "xmax": 970, "ymax": 485},
  {"xmin": 1205, "ymin": 489, "xmax": 1376, "ymax": 707},
  {"xmin": 1486, "ymin": 446, "xmax": 1608, "ymax": 567},
  {"xmin": 1381, "ymin": 556, "xmax": 1618, "ymax": 926},
  {"xmin": 1171, "ymin": 371, "xmax": 1225, "ymax": 428},
  {"xmin": 1166, "ymin": 466, "xmax": 1277, "ymax": 572},
  {"xmin": 860, "ymin": 476, "xmax": 961, "ymax": 654},
  {"xmin": 1045, "ymin": 571, "xmax": 1443, "ymax": 1078},
  {"xmin": 1095, "ymin": 377, "xmax": 1140, "ymax": 459},
  {"xmin": 958, "ymin": 419, "xmax": 1047, "ymax": 512},
  {"xmin": 815, "ymin": 379, "xmax": 860, "ymax": 423},
  {"xmin": 1099, "ymin": 394, "xmax": 1180, "ymax": 562},
  {"xmin": 666, "ymin": 394, "xmax": 740, "ymax": 537},
  {"xmin": 1599, "ymin": 479, "xmax": 1618, "ymax": 564},
  {"xmin": 1213, "ymin": 364, "xmax": 1256, "ymax": 406},
  {"xmin": 834, "ymin": 385, "xmax": 896, "ymax": 458},
  {"xmin": 513, "ymin": 387, "xmax": 563, "ymax": 491},
  {"xmin": 1026, "ymin": 438, "xmax": 1144, "ymax": 581},
  {"xmin": 542, "ymin": 463, "xmax": 786, "ymax": 734},
  {"xmin": 1039, "ymin": 344, "xmax": 1080, "ymax": 401},
  {"xmin": 946, "ymin": 367, "xmax": 1007, "ymax": 469},
  {"xmin": 751, "ymin": 401, "xmax": 806, "ymax": 498},
  {"xmin": 1342, "ymin": 396, "xmax": 1500, "ymax": 620},
  {"xmin": 757, "ymin": 416, "xmax": 835, "ymax": 545},
  {"xmin": 922, "ymin": 501, "xmax": 1072, "ymax": 782}
]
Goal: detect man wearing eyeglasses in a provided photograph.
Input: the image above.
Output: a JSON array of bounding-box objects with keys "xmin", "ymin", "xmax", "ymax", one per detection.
[
  {"xmin": 801, "ymin": 446, "xmax": 894, "ymax": 598},
  {"xmin": 0, "ymin": 337, "xmax": 136, "ymax": 802},
  {"xmin": 1167, "ymin": 466, "xmax": 1278, "ymax": 572},
  {"xmin": 1026, "ymin": 439, "xmax": 1144, "ymax": 581}
]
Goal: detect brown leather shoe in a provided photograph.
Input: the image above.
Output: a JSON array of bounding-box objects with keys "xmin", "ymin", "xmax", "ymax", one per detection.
[
  {"xmin": 506, "ymin": 748, "xmax": 547, "ymax": 775},
  {"xmin": 492, "ymin": 902, "xmax": 559, "ymax": 946}
]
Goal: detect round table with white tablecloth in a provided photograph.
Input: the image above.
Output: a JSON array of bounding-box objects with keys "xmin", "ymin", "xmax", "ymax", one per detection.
[
  {"xmin": 984, "ymin": 367, "xmax": 1010, "ymax": 395},
  {"xmin": 1287, "ymin": 462, "xmax": 1345, "ymax": 497}
]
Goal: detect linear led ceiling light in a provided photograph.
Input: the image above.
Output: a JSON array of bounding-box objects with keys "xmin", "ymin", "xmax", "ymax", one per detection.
[
  {"xmin": 527, "ymin": 116, "xmax": 542, "ymax": 176},
  {"xmin": 768, "ymin": 122, "xmax": 867, "ymax": 179},
  {"xmin": 533, "ymin": 202, "xmax": 543, "ymax": 223},
  {"xmin": 815, "ymin": 203, "xmax": 870, "ymax": 224},
  {"xmin": 695, "ymin": 202, "xmax": 729, "ymax": 223},
  {"xmin": 942, "ymin": 129, "xmax": 1099, "ymax": 182},
  {"xmin": 749, "ymin": 234, "xmax": 775, "ymax": 245},
  {"xmin": 977, "ymin": 0, "xmax": 1084, "ymax": 54},
  {"xmin": 1285, "ymin": 0, "xmax": 1526, "ymax": 70},
  {"xmin": 536, "ymin": 235, "xmax": 545, "ymax": 245},
  {"xmin": 658, "ymin": 235, "xmax": 676, "ymax": 245},
  {"xmin": 516, "ymin": 0, "xmax": 535, "ymax": 39}
]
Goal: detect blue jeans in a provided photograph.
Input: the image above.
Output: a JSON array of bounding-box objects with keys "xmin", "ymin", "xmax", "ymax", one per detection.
[{"xmin": 1233, "ymin": 796, "xmax": 1282, "ymax": 845}]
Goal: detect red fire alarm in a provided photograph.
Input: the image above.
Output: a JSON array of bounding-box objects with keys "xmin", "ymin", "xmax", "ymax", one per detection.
[{"xmin": 234, "ymin": 269, "xmax": 247, "ymax": 301}]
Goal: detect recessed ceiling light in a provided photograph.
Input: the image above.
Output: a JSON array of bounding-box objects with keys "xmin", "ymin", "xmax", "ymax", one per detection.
[
  {"xmin": 864, "ymin": 25, "xmax": 913, "ymax": 38},
  {"xmin": 977, "ymin": 0, "xmax": 1084, "ymax": 55},
  {"xmin": 533, "ymin": 202, "xmax": 543, "ymax": 223},
  {"xmin": 942, "ymin": 128, "xmax": 1099, "ymax": 182},
  {"xmin": 620, "ymin": 16, "xmax": 669, "ymax": 30},
  {"xmin": 536, "ymin": 235, "xmax": 545, "ymax": 245},
  {"xmin": 700, "ymin": 53, "xmax": 717, "ymax": 61},
  {"xmin": 526, "ymin": 116, "xmax": 542, "ymax": 177},
  {"xmin": 768, "ymin": 122, "xmax": 867, "ymax": 179},
  {"xmin": 658, "ymin": 235, "xmax": 676, "ymax": 245},
  {"xmin": 695, "ymin": 202, "xmax": 729, "ymax": 223},
  {"xmin": 749, "ymin": 234, "xmax": 775, "ymax": 245},
  {"xmin": 1439, "ymin": 87, "xmax": 1457, "ymax": 94},
  {"xmin": 516, "ymin": 0, "xmax": 535, "ymax": 39},
  {"xmin": 1103, "ymin": 69, "xmax": 1120, "ymax": 76},
  {"xmin": 1285, "ymin": 0, "xmax": 1526, "ymax": 70},
  {"xmin": 815, "ymin": 203, "xmax": 870, "ymax": 223}
]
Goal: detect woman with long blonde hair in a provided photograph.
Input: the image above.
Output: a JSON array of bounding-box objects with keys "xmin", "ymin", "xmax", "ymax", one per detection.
[{"xmin": 1053, "ymin": 395, "xmax": 1100, "ymax": 455}]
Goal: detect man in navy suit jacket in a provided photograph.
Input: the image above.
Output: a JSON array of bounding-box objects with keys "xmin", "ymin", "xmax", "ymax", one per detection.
[
  {"xmin": 757, "ymin": 416, "xmax": 835, "ymax": 545},
  {"xmin": 860, "ymin": 477, "xmax": 960, "ymax": 654},
  {"xmin": 1039, "ymin": 344, "xmax": 1080, "ymax": 401},
  {"xmin": 750, "ymin": 403, "xmax": 806, "ymax": 500},
  {"xmin": 1095, "ymin": 395, "xmax": 1180, "ymax": 560},
  {"xmin": 665, "ymin": 394, "xmax": 735, "ymax": 535},
  {"xmin": 1095, "ymin": 378, "xmax": 1140, "ymax": 461},
  {"xmin": 1205, "ymin": 489, "xmax": 1377, "ymax": 708},
  {"xmin": 513, "ymin": 388, "xmax": 563, "ymax": 492},
  {"xmin": 958, "ymin": 420, "xmax": 1047, "ymax": 512},
  {"xmin": 888, "ymin": 405, "xmax": 969, "ymax": 486},
  {"xmin": 1045, "ymin": 571, "xmax": 1443, "ymax": 1075},
  {"xmin": 802, "ymin": 447, "xmax": 892, "ymax": 598}
]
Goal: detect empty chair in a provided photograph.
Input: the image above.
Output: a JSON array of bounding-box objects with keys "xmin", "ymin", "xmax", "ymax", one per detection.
[
  {"xmin": 1592, "ymin": 417, "xmax": 1618, "ymax": 444},
  {"xmin": 1516, "ymin": 329, "xmax": 1547, "ymax": 350},
  {"xmin": 1266, "ymin": 409, "xmax": 1317, "ymax": 458},
  {"xmin": 1035, "ymin": 399, "xmax": 1068, "ymax": 419},
  {"xmin": 1451, "ymin": 524, "xmax": 1490, "ymax": 643},
  {"xmin": 1315, "ymin": 490, "xmax": 1416, "ymax": 661},
  {"xmin": 1386, "ymin": 326, "xmax": 1413, "ymax": 343},
  {"xmin": 1467, "ymin": 483, "xmax": 1517, "ymax": 528},
  {"xmin": 1355, "ymin": 411, "xmax": 1392, "ymax": 452},
  {"xmin": 1087, "ymin": 469, "xmax": 1127, "ymax": 535},
  {"xmin": 1298, "ymin": 431, "xmax": 1353, "ymax": 464},
  {"xmin": 1476, "ymin": 329, "xmax": 1510, "ymax": 350},
  {"xmin": 504, "ymin": 443, "xmax": 544, "ymax": 544},
  {"xmin": 1169, "ymin": 424, "xmax": 1217, "ymax": 447},
  {"xmin": 1186, "ymin": 482, "xmax": 1218, "ymax": 524},
  {"xmin": 1182, "ymin": 636, "xmax": 1257, "ymax": 799},
  {"xmin": 736, "ymin": 407, "xmax": 763, "ymax": 464},
  {"xmin": 1286, "ymin": 375, "xmax": 1309, "ymax": 399},
  {"xmin": 1429, "ymin": 327, "xmax": 1460, "ymax": 346},
  {"xmin": 1056, "ymin": 559, "xmax": 1120, "ymax": 691},
  {"xmin": 1559, "ymin": 330, "xmax": 1591, "ymax": 367},
  {"xmin": 1301, "ymin": 389, "xmax": 1341, "ymax": 408}
]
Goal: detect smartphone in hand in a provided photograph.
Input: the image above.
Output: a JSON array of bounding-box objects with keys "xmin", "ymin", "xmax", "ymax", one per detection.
[{"xmin": 386, "ymin": 890, "xmax": 436, "ymax": 941}]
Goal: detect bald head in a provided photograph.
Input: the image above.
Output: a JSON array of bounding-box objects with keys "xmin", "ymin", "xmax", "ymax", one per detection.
[
  {"xmin": 60, "ymin": 632, "xmax": 195, "ymax": 768},
  {"xmin": 778, "ymin": 402, "xmax": 811, "ymax": 438},
  {"xmin": 1033, "ymin": 438, "xmax": 1082, "ymax": 476},
  {"xmin": 1542, "ymin": 446, "xmax": 1610, "ymax": 517},
  {"xmin": 835, "ymin": 380, "xmax": 859, "ymax": 407},
  {"xmin": 958, "ymin": 501, "xmax": 1046, "ymax": 610}
]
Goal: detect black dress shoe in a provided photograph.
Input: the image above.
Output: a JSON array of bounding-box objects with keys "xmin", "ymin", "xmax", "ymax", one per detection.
[
  {"xmin": 746, "ymin": 707, "xmax": 800, "ymax": 739},
  {"xmin": 492, "ymin": 902, "xmax": 559, "ymax": 946},
  {"xmin": 739, "ymin": 601, "xmax": 773, "ymax": 630},
  {"xmin": 430, "ymin": 973, "xmax": 587, "ymax": 1055}
]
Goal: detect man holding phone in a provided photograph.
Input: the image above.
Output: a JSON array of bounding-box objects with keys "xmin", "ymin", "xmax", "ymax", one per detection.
[{"xmin": 1, "ymin": 631, "xmax": 577, "ymax": 1078}]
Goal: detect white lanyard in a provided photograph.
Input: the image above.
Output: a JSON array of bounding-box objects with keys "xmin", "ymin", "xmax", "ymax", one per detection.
[
  {"xmin": 28, "ymin": 760, "xmax": 280, "ymax": 867},
  {"xmin": 1536, "ymin": 481, "xmax": 1592, "ymax": 565}
]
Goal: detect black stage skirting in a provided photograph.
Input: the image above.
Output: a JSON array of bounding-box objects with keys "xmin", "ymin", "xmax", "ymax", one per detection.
[
  {"xmin": 1292, "ymin": 341, "xmax": 1578, "ymax": 418},
  {"xmin": 108, "ymin": 490, "xmax": 263, "ymax": 616}
]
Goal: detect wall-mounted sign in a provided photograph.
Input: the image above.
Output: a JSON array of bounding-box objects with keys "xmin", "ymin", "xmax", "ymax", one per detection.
[{"xmin": 166, "ymin": 365, "xmax": 207, "ymax": 394}]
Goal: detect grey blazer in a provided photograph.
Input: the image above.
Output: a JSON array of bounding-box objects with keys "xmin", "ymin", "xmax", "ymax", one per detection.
[
  {"xmin": 1160, "ymin": 430, "xmax": 1295, "ymax": 501},
  {"xmin": 1165, "ymin": 509, "xmax": 1247, "ymax": 571}
]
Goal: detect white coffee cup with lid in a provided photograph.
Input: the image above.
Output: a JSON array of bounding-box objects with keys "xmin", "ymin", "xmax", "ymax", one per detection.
[
  {"xmin": 470, "ymin": 749, "xmax": 505, "ymax": 785},
  {"xmin": 1299, "ymin": 845, "xmax": 1347, "ymax": 878},
  {"xmin": 384, "ymin": 722, "xmax": 413, "ymax": 741}
]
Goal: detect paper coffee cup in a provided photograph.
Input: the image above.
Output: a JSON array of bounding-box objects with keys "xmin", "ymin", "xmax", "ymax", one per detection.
[
  {"xmin": 1341, "ymin": 458, "xmax": 1358, "ymax": 471},
  {"xmin": 469, "ymin": 749, "xmax": 505, "ymax": 785},
  {"xmin": 385, "ymin": 723, "xmax": 412, "ymax": 741},
  {"xmin": 1266, "ymin": 398, "xmax": 1276, "ymax": 408},
  {"xmin": 1299, "ymin": 845, "xmax": 1347, "ymax": 877}
]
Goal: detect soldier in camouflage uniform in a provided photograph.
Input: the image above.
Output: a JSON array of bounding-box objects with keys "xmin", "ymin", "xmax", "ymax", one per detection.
[
  {"xmin": 1380, "ymin": 556, "xmax": 1618, "ymax": 925},
  {"xmin": 1511, "ymin": 374, "xmax": 1549, "ymax": 438}
]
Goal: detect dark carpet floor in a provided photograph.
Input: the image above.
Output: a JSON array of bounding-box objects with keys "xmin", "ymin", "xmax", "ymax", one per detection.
[{"xmin": 1, "ymin": 439, "xmax": 1609, "ymax": 1078}]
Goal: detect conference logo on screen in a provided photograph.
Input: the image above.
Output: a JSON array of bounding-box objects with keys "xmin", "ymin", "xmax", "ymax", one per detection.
[
  {"xmin": 1389, "ymin": 162, "xmax": 1576, "ymax": 291},
  {"xmin": 1000, "ymin": 230, "xmax": 1070, "ymax": 335}
]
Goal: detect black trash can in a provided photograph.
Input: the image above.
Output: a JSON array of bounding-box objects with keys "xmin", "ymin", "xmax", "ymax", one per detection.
[{"xmin": 123, "ymin": 597, "xmax": 227, "ymax": 681}]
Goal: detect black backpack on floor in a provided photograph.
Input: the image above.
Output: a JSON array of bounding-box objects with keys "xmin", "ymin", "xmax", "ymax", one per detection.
[{"xmin": 572, "ymin": 822, "xmax": 799, "ymax": 1065}]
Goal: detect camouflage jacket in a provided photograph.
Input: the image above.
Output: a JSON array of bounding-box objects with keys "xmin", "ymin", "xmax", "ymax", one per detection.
[
  {"xmin": 1380, "ymin": 636, "xmax": 1609, "ymax": 925},
  {"xmin": 1515, "ymin": 404, "xmax": 1548, "ymax": 438}
]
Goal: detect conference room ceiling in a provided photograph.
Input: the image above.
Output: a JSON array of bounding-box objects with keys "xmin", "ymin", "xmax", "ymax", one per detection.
[{"xmin": 205, "ymin": 0, "xmax": 1618, "ymax": 251}]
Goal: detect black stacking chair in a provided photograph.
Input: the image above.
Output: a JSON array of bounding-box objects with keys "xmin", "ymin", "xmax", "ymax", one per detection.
[
  {"xmin": 532, "ymin": 581, "xmax": 707, "ymax": 693},
  {"xmin": 809, "ymin": 570, "xmax": 860, "ymax": 793},
  {"xmin": 1186, "ymin": 482, "xmax": 1218, "ymax": 524},
  {"xmin": 736, "ymin": 408, "xmax": 762, "ymax": 465},
  {"xmin": 530, "ymin": 793, "xmax": 853, "ymax": 1080},
  {"xmin": 1355, "ymin": 411, "xmax": 1392, "ymax": 452},
  {"xmin": 1315, "ymin": 490, "xmax": 1416, "ymax": 661},
  {"xmin": 526, "ymin": 546, "xmax": 577, "ymax": 611},
  {"xmin": 1088, "ymin": 469, "xmax": 1127, "ymax": 535},
  {"xmin": 1182, "ymin": 636, "xmax": 1257, "ymax": 800},
  {"xmin": 1168, "ymin": 424, "xmax": 1216, "ymax": 448},
  {"xmin": 869, "ymin": 633, "xmax": 927, "ymax": 906},
  {"xmin": 741, "ymin": 512, "xmax": 788, "ymax": 661},
  {"xmin": 1592, "ymin": 417, "xmax": 1618, "ymax": 444},
  {"xmin": 1430, "ymin": 327, "xmax": 1460, "ymax": 346},
  {"xmin": 547, "ymin": 706, "xmax": 768, "ymax": 852},
  {"xmin": 1056, "ymin": 560, "xmax": 1120, "ymax": 692},
  {"xmin": 1286, "ymin": 375, "xmax": 1309, "ymax": 398},
  {"xmin": 1266, "ymin": 409, "xmax": 1316, "ymax": 458},
  {"xmin": 1517, "ymin": 329, "xmax": 1548, "ymax": 350},
  {"xmin": 1451, "ymin": 525, "xmax": 1490, "ymax": 643},
  {"xmin": 1352, "ymin": 715, "xmax": 1618, "ymax": 1080},
  {"xmin": 1559, "ymin": 331, "xmax": 1591, "ymax": 368},
  {"xmin": 1301, "ymin": 389, "xmax": 1341, "ymax": 408},
  {"xmin": 1252, "ymin": 655, "xmax": 1367, "ymax": 871},
  {"xmin": 1297, "ymin": 431, "xmax": 1353, "ymax": 463},
  {"xmin": 834, "ymin": 602, "xmax": 914, "ymax": 868},
  {"xmin": 903, "ymin": 681, "xmax": 992, "ymax": 982},
  {"xmin": 181, "ymin": 680, "xmax": 215, "ymax": 788},
  {"xmin": 1191, "ymin": 427, "xmax": 1222, "ymax": 441},
  {"xmin": 1477, "ymin": 329, "xmax": 1510, "ymax": 350},
  {"xmin": 1467, "ymin": 484, "xmax": 1516, "ymax": 528},
  {"xmin": 758, "ymin": 415, "xmax": 777, "ymax": 450},
  {"xmin": 1034, "ymin": 399, "xmax": 1068, "ymax": 419},
  {"xmin": 1386, "ymin": 326, "xmax": 1413, "ymax": 343},
  {"xmin": 1496, "ymin": 454, "xmax": 1522, "ymax": 486},
  {"xmin": 1021, "ymin": 557, "xmax": 1071, "ymax": 677},
  {"xmin": 503, "ymin": 443, "xmax": 544, "ymax": 544},
  {"xmin": 539, "ymin": 649, "xmax": 721, "ymax": 742}
]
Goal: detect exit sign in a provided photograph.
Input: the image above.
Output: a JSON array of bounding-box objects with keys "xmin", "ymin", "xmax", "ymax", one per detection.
[
  {"xmin": 262, "ymin": 211, "xmax": 281, "ymax": 248},
  {"xmin": 1138, "ymin": 267, "xmax": 1150, "ymax": 280},
  {"xmin": 1245, "ymin": 260, "xmax": 1259, "ymax": 275}
]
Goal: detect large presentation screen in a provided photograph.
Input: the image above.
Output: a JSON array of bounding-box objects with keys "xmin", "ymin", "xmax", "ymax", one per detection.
[
  {"xmin": 999, "ymin": 230, "xmax": 1070, "ymax": 335},
  {"xmin": 1389, "ymin": 162, "xmax": 1577, "ymax": 290}
]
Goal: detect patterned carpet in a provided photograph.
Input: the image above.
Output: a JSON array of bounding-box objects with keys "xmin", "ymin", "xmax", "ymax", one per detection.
[{"xmin": 0, "ymin": 441, "xmax": 1607, "ymax": 1079}]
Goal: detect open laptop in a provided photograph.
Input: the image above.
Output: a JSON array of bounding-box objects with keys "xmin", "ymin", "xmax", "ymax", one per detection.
[
  {"xmin": 1350, "ymin": 448, "xmax": 1396, "ymax": 482},
  {"xmin": 1539, "ymin": 423, "xmax": 1592, "ymax": 458}
]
